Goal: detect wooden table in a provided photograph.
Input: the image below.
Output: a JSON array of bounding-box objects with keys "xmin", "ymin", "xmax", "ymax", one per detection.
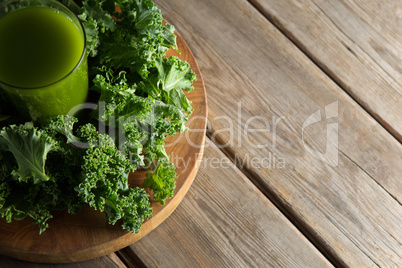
[{"xmin": 2, "ymin": 0, "xmax": 401, "ymax": 266}]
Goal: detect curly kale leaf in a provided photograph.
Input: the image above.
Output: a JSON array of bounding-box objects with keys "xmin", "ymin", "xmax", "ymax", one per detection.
[
  {"xmin": 74, "ymin": 0, "xmax": 116, "ymax": 57},
  {"xmin": 0, "ymin": 122, "xmax": 56, "ymax": 184},
  {"xmin": 75, "ymin": 123, "xmax": 152, "ymax": 232},
  {"xmin": 100, "ymin": 0, "xmax": 176, "ymax": 77},
  {"xmin": 91, "ymin": 72, "xmax": 153, "ymax": 122},
  {"xmin": 140, "ymin": 56, "xmax": 196, "ymax": 114},
  {"xmin": 143, "ymin": 159, "xmax": 177, "ymax": 205},
  {"xmin": 0, "ymin": 154, "xmax": 58, "ymax": 234},
  {"xmin": 0, "ymin": 117, "xmax": 85, "ymax": 233},
  {"xmin": 137, "ymin": 101, "xmax": 188, "ymax": 204},
  {"xmin": 75, "ymin": 0, "xmax": 176, "ymax": 78},
  {"xmin": 0, "ymin": 178, "xmax": 55, "ymax": 234},
  {"xmin": 43, "ymin": 115, "xmax": 78, "ymax": 144},
  {"xmin": 91, "ymin": 73, "xmax": 189, "ymax": 176},
  {"xmin": 0, "ymin": 182, "xmax": 11, "ymax": 216}
]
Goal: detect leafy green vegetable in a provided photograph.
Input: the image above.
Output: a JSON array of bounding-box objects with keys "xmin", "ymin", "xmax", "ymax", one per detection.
[
  {"xmin": 0, "ymin": 122, "xmax": 56, "ymax": 184},
  {"xmin": 143, "ymin": 159, "xmax": 177, "ymax": 205},
  {"xmin": 140, "ymin": 56, "xmax": 195, "ymax": 114},
  {"xmin": 0, "ymin": 0, "xmax": 196, "ymax": 233},
  {"xmin": 75, "ymin": 123, "xmax": 152, "ymax": 232},
  {"xmin": 76, "ymin": 0, "xmax": 176, "ymax": 77}
]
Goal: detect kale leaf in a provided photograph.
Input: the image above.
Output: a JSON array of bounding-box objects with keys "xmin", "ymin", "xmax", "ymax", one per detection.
[{"xmin": 0, "ymin": 122, "xmax": 56, "ymax": 184}]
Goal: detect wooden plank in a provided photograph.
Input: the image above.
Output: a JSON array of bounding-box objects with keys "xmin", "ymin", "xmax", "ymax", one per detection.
[
  {"xmin": 120, "ymin": 140, "xmax": 332, "ymax": 267},
  {"xmin": 249, "ymin": 0, "xmax": 402, "ymax": 142},
  {"xmin": 0, "ymin": 254, "xmax": 125, "ymax": 268},
  {"xmin": 153, "ymin": 0, "xmax": 402, "ymax": 266}
]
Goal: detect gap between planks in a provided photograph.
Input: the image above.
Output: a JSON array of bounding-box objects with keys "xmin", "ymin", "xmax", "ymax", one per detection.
[
  {"xmin": 116, "ymin": 248, "xmax": 146, "ymax": 268},
  {"xmin": 339, "ymin": 150, "xmax": 401, "ymax": 206},
  {"xmin": 247, "ymin": 0, "xmax": 402, "ymax": 144}
]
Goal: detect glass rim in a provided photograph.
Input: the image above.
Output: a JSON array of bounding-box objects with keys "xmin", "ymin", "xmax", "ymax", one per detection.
[{"xmin": 0, "ymin": 0, "xmax": 87, "ymax": 90}]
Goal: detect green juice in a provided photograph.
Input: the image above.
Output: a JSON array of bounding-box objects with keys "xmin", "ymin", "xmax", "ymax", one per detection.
[{"xmin": 0, "ymin": 4, "xmax": 88, "ymax": 120}]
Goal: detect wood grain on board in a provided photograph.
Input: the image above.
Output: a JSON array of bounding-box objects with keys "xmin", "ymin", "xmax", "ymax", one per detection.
[
  {"xmin": 0, "ymin": 254, "xmax": 125, "ymax": 268},
  {"xmin": 154, "ymin": 0, "xmax": 402, "ymax": 266},
  {"xmin": 249, "ymin": 0, "xmax": 402, "ymax": 142},
  {"xmin": 120, "ymin": 140, "xmax": 332, "ymax": 268},
  {"xmin": 0, "ymin": 34, "xmax": 207, "ymax": 264}
]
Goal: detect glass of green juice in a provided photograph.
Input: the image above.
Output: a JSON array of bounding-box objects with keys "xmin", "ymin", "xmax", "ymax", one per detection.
[{"xmin": 0, "ymin": 0, "xmax": 88, "ymax": 121}]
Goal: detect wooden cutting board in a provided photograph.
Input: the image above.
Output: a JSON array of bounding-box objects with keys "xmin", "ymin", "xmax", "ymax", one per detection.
[{"xmin": 0, "ymin": 33, "xmax": 207, "ymax": 264}]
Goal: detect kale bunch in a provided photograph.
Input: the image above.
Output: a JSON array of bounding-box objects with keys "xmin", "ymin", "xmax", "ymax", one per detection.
[{"xmin": 0, "ymin": 0, "xmax": 195, "ymax": 234}]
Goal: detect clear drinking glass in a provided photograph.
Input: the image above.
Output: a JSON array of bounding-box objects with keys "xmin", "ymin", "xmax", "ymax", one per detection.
[{"xmin": 0, "ymin": 0, "xmax": 88, "ymax": 121}]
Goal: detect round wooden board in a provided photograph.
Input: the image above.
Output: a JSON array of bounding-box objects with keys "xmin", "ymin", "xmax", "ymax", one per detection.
[{"xmin": 0, "ymin": 33, "xmax": 207, "ymax": 263}]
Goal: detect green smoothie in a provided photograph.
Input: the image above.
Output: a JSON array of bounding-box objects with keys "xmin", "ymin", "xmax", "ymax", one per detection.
[{"xmin": 0, "ymin": 3, "xmax": 88, "ymax": 120}]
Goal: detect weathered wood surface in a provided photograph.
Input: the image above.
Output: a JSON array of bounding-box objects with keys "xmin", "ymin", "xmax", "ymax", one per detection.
[
  {"xmin": 0, "ymin": 254, "xmax": 125, "ymax": 268},
  {"xmin": 249, "ymin": 0, "xmax": 402, "ymax": 142},
  {"xmin": 120, "ymin": 140, "xmax": 332, "ymax": 268},
  {"xmin": 0, "ymin": 33, "xmax": 207, "ymax": 264},
  {"xmin": 1, "ymin": 0, "xmax": 401, "ymax": 266},
  {"xmin": 153, "ymin": 0, "xmax": 402, "ymax": 266}
]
